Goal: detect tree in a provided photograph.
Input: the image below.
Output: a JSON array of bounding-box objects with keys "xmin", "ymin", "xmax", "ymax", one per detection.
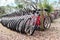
[
  {"xmin": 15, "ymin": 0, "xmax": 24, "ymax": 9},
  {"xmin": 0, "ymin": 6, "xmax": 6, "ymax": 14},
  {"xmin": 38, "ymin": 0, "xmax": 53, "ymax": 30}
]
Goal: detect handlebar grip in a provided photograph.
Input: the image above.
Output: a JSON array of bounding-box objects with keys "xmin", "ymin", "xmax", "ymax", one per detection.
[{"xmin": 44, "ymin": 9, "xmax": 48, "ymax": 11}]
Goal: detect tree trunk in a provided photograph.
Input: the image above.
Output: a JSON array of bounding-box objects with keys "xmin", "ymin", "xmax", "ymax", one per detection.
[{"xmin": 40, "ymin": 9, "xmax": 44, "ymax": 30}]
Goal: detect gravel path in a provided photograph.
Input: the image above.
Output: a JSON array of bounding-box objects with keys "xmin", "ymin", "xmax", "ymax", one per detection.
[{"xmin": 0, "ymin": 18, "xmax": 60, "ymax": 40}]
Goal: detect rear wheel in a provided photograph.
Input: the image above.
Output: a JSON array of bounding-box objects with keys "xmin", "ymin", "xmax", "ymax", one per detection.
[{"xmin": 43, "ymin": 16, "xmax": 51, "ymax": 29}]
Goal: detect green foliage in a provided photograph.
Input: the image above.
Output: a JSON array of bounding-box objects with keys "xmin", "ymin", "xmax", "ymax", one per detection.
[
  {"xmin": 38, "ymin": 0, "xmax": 53, "ymax": 13},
  {"xmin": 38, "ymin": 2, "xmax": 43, "ymax": 9},
  {"xmin": 43, "ymin": 0, "xmax": 53, "ymax": 13},
  {"xmin": 16, "ymin": 4, "xmax": 23, "ymax": 9},
  {"xmin": 0, "ymin": 6, "xmax": 6, "ymax": 14}
]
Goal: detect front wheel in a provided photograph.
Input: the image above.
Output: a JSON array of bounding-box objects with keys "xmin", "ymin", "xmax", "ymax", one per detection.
[{"xmin": 25, "ymin": 18, "xmax": 36, "ymax": 35}]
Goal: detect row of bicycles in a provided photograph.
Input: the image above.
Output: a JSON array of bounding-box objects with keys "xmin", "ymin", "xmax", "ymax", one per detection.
[{"xmin": 0, "ymin": 8, "xmax": 51, "ymax": 35}]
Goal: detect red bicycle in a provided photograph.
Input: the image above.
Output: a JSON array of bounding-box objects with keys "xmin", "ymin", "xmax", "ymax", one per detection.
[{"xmin": 24, "ymin": 9, "xmax": 51, "ymax": 35}]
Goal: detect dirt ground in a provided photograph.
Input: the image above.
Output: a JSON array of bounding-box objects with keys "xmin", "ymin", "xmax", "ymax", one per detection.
[{"xmin": 0, "ymin": 18, "xmax": 60, "ymax": 40}]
